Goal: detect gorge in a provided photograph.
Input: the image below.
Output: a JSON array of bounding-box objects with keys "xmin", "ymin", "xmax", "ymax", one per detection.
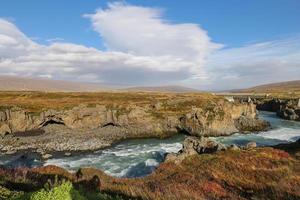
[{"xmin": 0, "ymin": 92, "xmax": 300, "ymax": 199}]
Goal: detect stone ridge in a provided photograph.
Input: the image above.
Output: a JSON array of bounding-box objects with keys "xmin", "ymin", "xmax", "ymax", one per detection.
[{"xmin": 0, "ymin": 100, "xmax": 269, "ymax": 155}]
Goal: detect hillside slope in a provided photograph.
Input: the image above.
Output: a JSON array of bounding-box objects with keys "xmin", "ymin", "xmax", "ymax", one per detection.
[
  {"xmin": 122, "ymin": 85, "xmax": 199, "ymax": 93},
  {"xmin": 0, "ymin": 76, "xmax": 108, "ymax": 92},
  {"xmin": 241, "ymin": 80, "xmax": 300, "ymax": 93}
]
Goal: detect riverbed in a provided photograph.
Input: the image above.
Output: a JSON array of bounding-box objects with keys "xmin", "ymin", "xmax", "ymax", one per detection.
[{"xmin": 1, "ymin": 111, "xmax": 299, "ymax": 178}]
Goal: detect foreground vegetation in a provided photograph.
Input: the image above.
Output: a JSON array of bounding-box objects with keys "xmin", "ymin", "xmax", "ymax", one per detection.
[
  {"xmin": 0, "ymin": 181, "xmax": 128, "ymax": 200},
  {"xmin": 1, "ymin": 140, "xmax": 299, "ymax": 200}
]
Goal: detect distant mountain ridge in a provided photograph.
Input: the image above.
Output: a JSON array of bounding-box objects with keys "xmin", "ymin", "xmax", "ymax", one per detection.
[
  {"xmin": 0, "ymin": 76, "xmax": 199, "ymax": 93},
  {"xmin": 122, "ymin": 85, "xmax": 200, "ymax": 93},
  {"xmin": 239, "ymin": 80, "xmax": 300, "ymax": 93},
  {"xmin": 0, "ymin": 75, "xmax": 109, "ymax": 92}
]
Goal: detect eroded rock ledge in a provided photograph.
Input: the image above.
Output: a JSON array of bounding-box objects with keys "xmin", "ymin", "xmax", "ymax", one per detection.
[
  {"xmin": 0, "ymin": 100, "xmax": 269, "ymax": 155},
  {"xmin": 255, "ymin": 98, "xmax": 300, "ymax": 121}
]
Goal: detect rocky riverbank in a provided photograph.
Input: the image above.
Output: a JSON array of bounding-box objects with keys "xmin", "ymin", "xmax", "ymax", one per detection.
[
  {"xmin": 1, "ymin": 137, "xmax": 299, "ymax": 200},
  {"xmin": 0, "ymin": 95, "xmax": 269, "ymax": 156},
  {"xmin": 255, "ymin": 98, "xmax": 300, "ymax": 121}
]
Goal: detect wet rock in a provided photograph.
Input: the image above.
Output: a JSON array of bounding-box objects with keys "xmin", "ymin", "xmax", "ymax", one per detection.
[
  {"xmin": 182, "ymin": 137, "xmax": 220, "ymax": 155},
  {"xmin": 166, "ymin": 137, "xmax": 225, "ymax": 164},
  {"xmin": 256, "ymin": 98, "xmax": 300, "ymax": 121},
  {"xmin": 277, "ymin": 107, "xmax": 300, "ymax": 121},
  {"xmin": 65, "ymin": 152, "xmax": 72, "ymax": 156},
  {"xmin": 6, "ymin": 150, "xmax": 17, "ymax": 155},
  {"xmin": 42, "ymin": 154, "xmax": 52, "ymax": 159},
  {"xmin": 228, "ymin": 144, "xmax": 240, "ymax": 151},
  {"xmin": 234, "ymin": 116, "xmax": 270, "ymax": 132},
  {"xmin": 246, "ymin": 141, "xmax": 257, "ymax": 149}
]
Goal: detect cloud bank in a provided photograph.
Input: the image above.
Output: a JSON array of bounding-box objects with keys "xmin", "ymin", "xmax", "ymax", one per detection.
[
  {"xmin": 0, "ymin": 2, "xmax": 299, "ymax": 89},
  {"xmin": 204, "ymin": 37, "xmax": 300, "ymax": 90},
  {"xmin": 0, "ymin": 2, "xmax": 220, "ymax": 86}
]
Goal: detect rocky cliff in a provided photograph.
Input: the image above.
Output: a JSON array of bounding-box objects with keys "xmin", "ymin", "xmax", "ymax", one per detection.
[
  {"xmin": 0, "ymin": 98, "xmax": 268, "ymax": 155},
  {"xmin": 256, "ymin": 98, "xmax": 300, "ymax": 121}
]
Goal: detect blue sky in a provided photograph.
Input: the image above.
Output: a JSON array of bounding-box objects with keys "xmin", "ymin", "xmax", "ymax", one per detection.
[
  {"xmin": 1, "ymin": 0, "xmax": 300, "ymax": 48},
  {"xmin": 0, "ymin": 0, "xmax": 300, "ymax": 89}
]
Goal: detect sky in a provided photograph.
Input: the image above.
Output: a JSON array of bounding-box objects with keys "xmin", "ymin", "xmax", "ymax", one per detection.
[{"xmin": 0, "ymin": 0, "xmax": 299, "ymax": 90}]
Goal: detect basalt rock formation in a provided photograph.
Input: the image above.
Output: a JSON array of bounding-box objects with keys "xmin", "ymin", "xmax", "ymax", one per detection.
[
  {"xmin": 0, "ymin": 99, "xmax": 268, "ymax": 155},
  {"xmin": 256, "ymin": 98, "xmax": 300, "ymax": 121}
]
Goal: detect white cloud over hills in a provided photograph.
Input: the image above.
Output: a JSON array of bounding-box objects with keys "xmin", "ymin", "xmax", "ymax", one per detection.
[{"xmin": 0, "ymin": 2, "xmax": 299, "ymax": 90}]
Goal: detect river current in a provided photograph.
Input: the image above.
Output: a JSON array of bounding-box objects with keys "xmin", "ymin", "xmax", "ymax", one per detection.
[{"xmin": 1, "ymin": 111, "xmax": 300, "ymax": 178}]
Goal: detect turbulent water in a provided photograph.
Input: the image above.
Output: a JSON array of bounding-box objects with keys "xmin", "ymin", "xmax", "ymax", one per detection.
[
  {"xmin": 211, "ymin": 111, "xmax": 300, "ymax": 147},
  {"xmin": 44, "ymin": 135, "xmax": 184, "ymax": 177},
  {"xmin": 1, "ymin": 111, "xmax": 300, "ymax": 178}
]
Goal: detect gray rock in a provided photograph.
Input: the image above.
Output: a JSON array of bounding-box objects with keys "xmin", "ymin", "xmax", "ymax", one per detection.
[
  {"xmin": 246, "ymin": 141, "xmax": 257, "ymax": 149},
  {"xmin": 228, "ymin": 144, "xmax": 240, "ymax": 151},
  {"xmin": 182, "ymin": 136, "xmax": 219, "ymax": 155},
  {"xmin": 42, "ymin": 154, "xmax": 52, "ymax": 159},
  {"xmin": 65, "ymin": 152, "xmax": 72, "ymax": 156},
  {"xmin": 235, "ymin": 116, "xmax": 270, "ymax": 132},
  {"xmin": 0, "ymin": 123, "xmax": 11, "ymax": 136}
]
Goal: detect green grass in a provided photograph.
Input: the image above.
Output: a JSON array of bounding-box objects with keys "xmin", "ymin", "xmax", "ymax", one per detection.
[{"xmin": 1, "ymin": 181, "xmax": 128, "ymax": 200}]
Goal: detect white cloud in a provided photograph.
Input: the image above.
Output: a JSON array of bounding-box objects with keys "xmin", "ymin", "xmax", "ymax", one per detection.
[
  {"xmin": 0, "ymin": 3, "xmax": 299, "ymax": 90},
  {"xmin": 199, "ymin": 37, "xmax": 300, "ymax": 90},
  {"xmin": 0, "ymin": 3, "xmax": 220, "ymax": 86}
]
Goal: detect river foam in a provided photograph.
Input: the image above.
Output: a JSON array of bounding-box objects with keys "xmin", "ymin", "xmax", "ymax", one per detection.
[{"xmin": 44, "ymin": 135, "xmax": 184, "ymax": 177}]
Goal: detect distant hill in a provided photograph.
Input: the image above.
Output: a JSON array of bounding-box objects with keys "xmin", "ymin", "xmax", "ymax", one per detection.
[
  {"xmin": 122, "ymin": 85, "xmax": 200, "ymax": 93},
  {"xmin": 0, "ymin": 75, "xmax": 109, "ymax": 92},
  {"xmin": 239, "ymin": 80, "xmax": 300, "ymax": 93}
]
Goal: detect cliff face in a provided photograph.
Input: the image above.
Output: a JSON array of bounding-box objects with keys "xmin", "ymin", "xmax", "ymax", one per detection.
[
  {"xmin": 178, "ymin": 102, "xmax": 265, "ymax": 136},
  {"xmin": 0, "ymin": 101, "xmax": 265, "ymax": 137},
  {"xmin": 256, "ymin": 98, "xmax": 300, "ymax": 121},
  {"xmin": 0, "ymin": 99, "xmax": 269, "ymax": 155}
]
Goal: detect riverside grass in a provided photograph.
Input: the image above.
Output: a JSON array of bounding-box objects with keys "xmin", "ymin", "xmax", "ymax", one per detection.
[
  {"xmin": 0, "ymin": 91, "xmax": 221, "ymax": 113},
  {"xmin": 1, "ymin": 181, "xmax": 127, "ymax": 200}
]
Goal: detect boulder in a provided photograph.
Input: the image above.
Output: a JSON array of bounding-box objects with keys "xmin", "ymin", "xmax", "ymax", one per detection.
[
  {"xmin": 228, "ymin": 144, "xmax": 240, "ymax": 151},
  {"xmin": 42, "ymin": 154, "xmax": 53, "ymax": 159},
  {"xmin": 246, "ymin": 141, "xmax": 257, "ymax": 149},
  {"xmin": 0, "ymin": 123, "xmax": 11, "ymax": 136},
  {"xmin": 0, "ymin": 111, "xmax": 7, "ymax": 121},
  {"xmin": 166, "ymin": 137, "xmax": 226, "ymax": 164},
  {"xmin": 277, "ymin": 107, "xmax": 300, "ymax": 121},
  {"xmin": 234, "ymin": 116, "xmax": 270, "ymax": 132},
  {"xmin": 182, "ymin": 137, "xmax": 220, "ymax": 155}
]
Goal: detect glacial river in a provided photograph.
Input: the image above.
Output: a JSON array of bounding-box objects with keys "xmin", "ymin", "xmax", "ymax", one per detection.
[{"xmin": 1, "ymin": 111, "xmax": 300, "ymax": 178}]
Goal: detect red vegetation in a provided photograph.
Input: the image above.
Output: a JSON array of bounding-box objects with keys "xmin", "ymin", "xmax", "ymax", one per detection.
[{"xmin": 0, "ymin": 146, "xmax": 299, "ymax": 200}]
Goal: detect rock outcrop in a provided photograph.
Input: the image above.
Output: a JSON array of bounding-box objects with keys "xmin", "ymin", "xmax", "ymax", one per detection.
[
  {"xmin": 177, "ymin": 102, "xmax": 268, "ymax": 136},
  {"xmin": 0, "ymin": 100, "xmax": 268, "ymax": 155},
  {"xmin": 256, "ymin": 98, "xmax": 300, "ymax": 121},
  {"xmin": 166, "ymin": 136, "xmax": 226, "ymax": 163}
]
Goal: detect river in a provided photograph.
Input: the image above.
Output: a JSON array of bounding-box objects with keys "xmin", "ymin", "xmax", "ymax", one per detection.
[{"xmin": 1, "ymin": 111, "xmax": 300, "ymax": 178}]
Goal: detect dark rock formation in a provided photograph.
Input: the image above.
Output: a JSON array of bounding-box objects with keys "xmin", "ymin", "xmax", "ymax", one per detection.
[
  {"xmin": 165, "ymin": 136, "xmax": 226, "ymax": 163},
  {"xmin": 0, "ymin": 101, "xmax": 269, "ymax": 155},
  {"xmin": 234, "ymin": 115, "xmax": 270, "ymax": 132},
  {"xmin": 256, "ymin": 98, "xmax": 300, "ymax": 121}
]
